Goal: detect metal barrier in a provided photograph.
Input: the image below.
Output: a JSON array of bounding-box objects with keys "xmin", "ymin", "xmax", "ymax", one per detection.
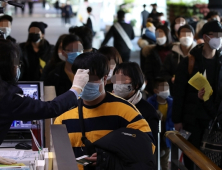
[{"xmin": 165, "ymin": 131, "xmax": 221, "ymax": 170}]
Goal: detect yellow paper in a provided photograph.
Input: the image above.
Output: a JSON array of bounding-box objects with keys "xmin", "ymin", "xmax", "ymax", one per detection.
[
  {"xmin": 0, "ymin": 163, "xmax": 25, "ymax": 167},
  {"xmin": 188, "ymin": 72, "xmax": 213, "ymax": 102},
  {"xmin": 39, "ymin": 58, "xmax": 46, "ymax": 69}
]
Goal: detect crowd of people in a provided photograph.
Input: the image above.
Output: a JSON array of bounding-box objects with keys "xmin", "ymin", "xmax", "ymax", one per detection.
[{"xmin": 0, "ymin": 2, "xmax": 222, "ymax": 170}]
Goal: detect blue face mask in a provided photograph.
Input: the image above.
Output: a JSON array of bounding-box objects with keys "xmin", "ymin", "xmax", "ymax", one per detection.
[
  {"xmin": 79, "ymin": 82, "xmax": 102, "ymax": 101},
  {"xmin": 16, "ymin": 67, "xmax": 21, "ymax": 81},
  {"xmin": 67, "ymin": 52, "xmax": 82, "ymax": 64}
]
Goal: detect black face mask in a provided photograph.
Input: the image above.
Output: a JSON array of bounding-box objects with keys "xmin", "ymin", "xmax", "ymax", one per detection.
[{"xmin": 28, "ymin": 33, "xmax": 41, "ymax": 43}]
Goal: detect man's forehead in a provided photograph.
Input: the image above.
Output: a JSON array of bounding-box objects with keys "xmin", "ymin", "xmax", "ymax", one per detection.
[
  {"xmin": 208, "ymin": 32, "xmax": 222, "ymax": 37},
  {"xmin": 66, "ymin": 43, "xmax": 83, "ymax": 51},
  {"xmin": 0, "ymin": 20, "xmax": 10, "ymax": 26},
  {"xmin": 158, "ymin": 82, "xmax": 169, "ymax": 87}
]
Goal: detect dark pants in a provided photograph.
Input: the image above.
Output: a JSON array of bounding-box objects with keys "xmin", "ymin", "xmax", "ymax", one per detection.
[
  {"xmin": 21, "ymin": 2, "xmax": 25, "ymax": 14},
  {"xmin": 28, "ymin": 2, "xmax": 33, "ymax": 15},
  {"xmin": 119, "ymin": 51, "xmax": 131, "ymax": 62},
  {"xmin": 183, "ymin": 119, "xmax": 209, "ymax": 170},
  {"xmin": 160, "ymin": 122, "xmax": 170, "ymax": 170},
  {"xmin": 65, "ymin": 16, "xmax": 70, "ymax": 24}
]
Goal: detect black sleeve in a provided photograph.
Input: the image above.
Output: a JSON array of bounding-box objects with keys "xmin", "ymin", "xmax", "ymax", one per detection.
[
  {"xmin": 145, "ymin": 113, "xmax": 159, "ymax": 146},
  {"xmin": 172, "ymin": 58, "xmax": 189, "ymax": 123},
  {"xmin": 11, "ymin": 91, "xmax": 78, "ymax": 120},
  {"xmin": 131, "ymin": 26, "xmax": 135, "ymax": 40},
  {"xmin": 101, "ymin": 26, "xmax": 114, "ymax": 47},
  {"xmin": 203, "ymin": 86, "xmax": 222, "ymax": 118},
  {"xmin": 44, "ymin": 70, "xmax": 56, "ymax": 86}
]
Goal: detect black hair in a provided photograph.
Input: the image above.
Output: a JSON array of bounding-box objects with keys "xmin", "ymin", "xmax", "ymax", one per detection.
[
  {"xmin": 72, "ymin": 52, "xmax": 109, "ymax": 79},
  {"xmin": 153, "ymin": 77, "xmax": 167, "ymax": 89},
  {"xmin": 98, "ymin": 46, "xmax": 122, "ymax": 65},
  {"xmin": 156, "ymin": 25, "xmax": 172, "ymax": 45},
  {"xmin": 177, "ymin": 24, "xmax": 195, "ymax": 36},
  {"xmin": 143, "ymin": 4, "xmax": 146, "ymax": 8},
  {"xmin": 62, "ymin": 34, "xmax": 81, "ymax": 50},
  {"xmin": 205, "ymin": 11, "xmax": 219, "ymax": 20},
  {"xmin": 87, "ymin": 7, "xmax": 92, "ymax": 13},
  {"xmin": 170, "ymin": 16, "xmax": 186, "ymax": 41},
  {"xmin": 113, "ymin": 62, "xmax": 144, "ymax": 92},
  {"xmin": 69, "ymin": 26, "xmax": 93, "ymax": 50},
  {"xmin": 117, "ymin": 10, "xmax": 125, "ymax": 20},
  {"xmin": 0, "ymin": 15, "xmax": 13, "ymax": 23},
  {"xmin": 0, "ymin": 39, "xmax": 19, "ymax": 99},
  {"xmin": 51, "ymin": 34, "xmax": 68, "ymax": 64}
]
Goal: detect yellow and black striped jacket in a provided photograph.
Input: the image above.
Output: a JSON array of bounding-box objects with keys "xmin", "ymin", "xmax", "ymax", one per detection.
[{"xmin": 55, "ymin": 92, "xmax": 155, "ymax": 170}]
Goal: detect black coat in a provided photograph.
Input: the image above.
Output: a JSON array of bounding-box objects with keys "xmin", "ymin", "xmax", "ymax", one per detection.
[
  {"xmin": 94, "ymin": 128, "xmax": 155, "ymax": 170},
  {"xmin": 161, "ymin": 42, "xmax": 197, "ymax": 96},
  {"xmin": 101, "ymin": 21, "xmax": 135, "ymax": 54},
  {"xmin": 0, "ymin": 81, "xmax": 78, "ymax": 144},
  {"xmin": 19, "ymin": 40, "xmax": 54, "ymax": 81},
  {"xmin": 44, "ymin": 62, "xmax": 72, "ymax": 96},
  {"xmin": 172, "ymin": 44, "xmax": 222, "ymax": 125},
  {"xmin": 144, "ymin": 45, "xmax": 172, "ymax": 95}
]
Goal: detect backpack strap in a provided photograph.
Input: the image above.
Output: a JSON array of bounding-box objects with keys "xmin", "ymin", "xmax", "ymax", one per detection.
[
  {"xmin": 78, "ymin": 99, "xmax": 96, "ymax": 156},
  {"xmin": 188, "ymin": 54, "xmax": 195, "ymax": 75}
]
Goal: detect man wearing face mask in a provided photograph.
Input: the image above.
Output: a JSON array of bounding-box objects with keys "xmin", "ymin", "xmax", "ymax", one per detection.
[
  {"xmin": 172, "ymin": 20, "xmax": 222, "ymax": 170},
  {"xmin": 161, "ymin": 24, "xmax": 196, "ymax": 96},
  {"xmin": 0, "ymin": 15, "xmax": 16, "ymax": 43},
  {"xmin": 19, "ymin": 22, "xmax": 54, "ymax": 81},
  {"xmin": 54, "ymin": 52, "xmax": 155, "ymax": 170},
  {"xmin": 44, "ymin": 34, "xmax": 83, "ymax": 96}
]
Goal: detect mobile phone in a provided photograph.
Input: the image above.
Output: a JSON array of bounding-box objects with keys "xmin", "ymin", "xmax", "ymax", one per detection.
[{"xmin": 76, "ymin": 155, "xmax": 92, "ymax": 166}]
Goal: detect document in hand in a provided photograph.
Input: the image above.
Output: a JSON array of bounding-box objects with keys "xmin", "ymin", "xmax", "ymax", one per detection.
[{"xmin": 188, "ymin": 72, "xmax": 213, "ymax": 102}]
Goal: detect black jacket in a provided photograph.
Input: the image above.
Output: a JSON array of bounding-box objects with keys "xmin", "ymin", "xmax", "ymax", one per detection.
[
  {"xmin": 161, "ymin": 42, "xmax": 197, "ymax": 96},
  {"xmin": 144, "ymin": 45, "xmax": 172, "ymax": 95},
  {"xmin": 172, "ymin": 44, "xmax": 222, "ymax": 125},
  {"xmin": 94, "ymin": 128, "xmax": 155, "ymax": 170},
  {"xmin": 101, "ymin": 21, "xmax": 135, "ymax": 54},
  {"xmin": 19, "ymin": 40, "xmax": 54, "ymax": 81},
  {"xmin": 135, "ymin": 98, "xmax": 159, "ymax": 145},
  {"xmin": 0, "ymin": 82, "xmax": 78, "ymax": 144},
  {"xmin": 44, "ymin": 62, "xmax": 72, "ymax": 96}
]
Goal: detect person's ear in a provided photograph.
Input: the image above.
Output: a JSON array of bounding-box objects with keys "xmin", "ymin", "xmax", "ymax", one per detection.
[
  {"xmin": 203, "ymin": 34, "xmax": 209, "ymax": 43},
  {"xmin": 104, "ymin": 75, "xmax": 108, "ymax": 86},
  {"xmin": 62, "ymin": 50, "xmax": 67, "ymax": 58}
]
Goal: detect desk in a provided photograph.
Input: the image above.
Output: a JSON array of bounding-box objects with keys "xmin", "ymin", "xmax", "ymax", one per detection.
[{"xmin": 0, "ymin": 148, "xmax": 38, "ymax": 166}]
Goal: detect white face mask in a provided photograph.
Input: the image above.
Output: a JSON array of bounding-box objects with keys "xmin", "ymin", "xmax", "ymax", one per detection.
[
  {"xmin": 107, "ymin": 64, "xmax": 116, "ymax": 81},
  {"xmin": 180, "ymin": 37, "xmax": 193, "ymax": 47},
  {"xmin": 140, "ymin": 82, "xmax": 146, "ymax": 91},
  {"xmin": 58, "ymin": 53, "xmax": 66, "ymax": 61},
  {"xmin": 156, "ymin": 36, "xmax": 167, "ymax": 46},
  {"xmin": 157, "ymin": 89, "xmax": 170, "ymax": 99},
  {"xmin": 0, "ymin": 27, "xmax": 11, "ymax": 37},
  {"xmin": 113, "ymin": 84, "xmax": 133, "ymax": 98},
  {"xmin": 206, "ymin": 35, "xmax": 222, "ymax": 50}
]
